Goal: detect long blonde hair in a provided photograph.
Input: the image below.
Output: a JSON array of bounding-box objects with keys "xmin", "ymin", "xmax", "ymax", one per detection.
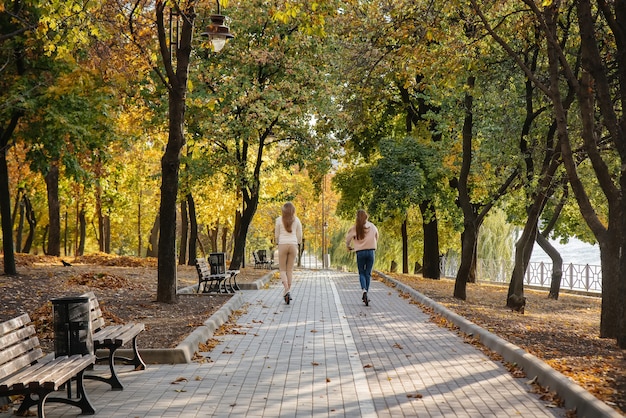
[
  {"xmin": 355, "ymin": 209, "xmax": 368, "ymax": 240},
  {"xmin": 282, "ymin": 202, "xmax": 296, "ymax": 233}
]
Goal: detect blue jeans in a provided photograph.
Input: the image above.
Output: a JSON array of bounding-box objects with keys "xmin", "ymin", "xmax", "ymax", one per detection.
[{"xmin": 356, "ymin": 250, "xmax": 375, "ymax": 291}]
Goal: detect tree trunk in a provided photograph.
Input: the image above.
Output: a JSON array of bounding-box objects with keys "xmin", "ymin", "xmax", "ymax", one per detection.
[
  {"xmin": 146, "ymin": 214, "xmax": 160, "ymax": 258},
  {"xmin": 77, "ymin": 207, "xmax": 86, "ymax": 256},
  {"xmin": 179, "ymin": 199, "xmax": 188, "ymax": 265},
  {"xmin": 453, "ymin": 75, "xmax": 477, "ymax": 299},
  {"xmin": 399, "ymin": 81, "xmax": 443, "ymax": 280},
  {"xmin": 22, "ymin": 194, "xmax": 36, "ymax": 254},
  {"xmin": 221, "ymin": 226, "xmax": 228, "ymax": 254},
  {"xmin": 96, "ymin": 179, "xmax": 105, "ymax": 252},
  {"xmin": 453, "ymin": 73, "xmax": 516, "ymax": 297},
  {"xmin": 401, "ymin": 216, "xmax": 408, "ymax": 274},
  {"xmin": 0, "ymin": 37, "xmax": 25, "ymax": 273},
  {"xmin": 155, "ymin": 0, "xmax": 196, "ymax": 303},
  {"xmin": 454, "ymin": 226, "xmax": 476, "ymax": 300},
  {"xmin": 507, "ymin": 163, "xmax": 557, "ymax": 308},
  {"xmin": 187, "ymin": 193, "xmax": 198, "ymax": 265},
  {"xmin": 0, "ymin": 144, "xmax": 17, "ymax": 273},
  {"xmin": 507, "ymin": 223, "xmax": 538, "ymax": 312},
  {"xmin": 63, "ymin": 210, "xmax": 68, "ymax": 256},
  {"xmin": 157, "ymin": 133, "xmax": 180, "ymax": 303},
  {"xmin": 42, "ymin": 225, "xmax": 48, "ymax": 255},
  {"xmin": 230, "ymin": 179, "xmax": 262, "ymax": 269},
  {"xmin": 536, "ymin": 233, "xmax": 563, "ymax": 300},
  {"xmin": 16, "ymin": 193, "xmax": 24, "ymax": 252},
  {"xmin": 45, "ymin": 163, "xmax": 61, "ymax": 257},
  {"xmin": 208, "ymin": 225, "xmax": 218, "ymax": 253},
  {"xmin": 104, "ymin": 215, "xmax": 110, "ymax": 253},
  {"xmin": 137, "ymin": 196, "xmax": 142, "ymax": 257},
  {"xmin": 600, "ymin": 237, "xmax": 621, "ymax": 339},
  {"xmin": 420, "ymin": 200, "xmax": 440, "ymax": 279}
]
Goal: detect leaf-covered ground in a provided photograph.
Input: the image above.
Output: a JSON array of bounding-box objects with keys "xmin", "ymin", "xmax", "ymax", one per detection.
[
  {"xmin": 2, "ymin": 254, "xmax": 622, "ymax": 415},
  {"xmin": 0, "ymin": 254, "xmax": 271, "ymax": 353},
  {"xmin": 385, "ymin": 272, "xmax": 625, "ymax": 416}
]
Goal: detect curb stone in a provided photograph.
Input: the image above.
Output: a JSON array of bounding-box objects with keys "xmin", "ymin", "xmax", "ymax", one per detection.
[
  {"xmin": 111, "ymin": 271, "xmax": 275, "ymax": 364},
  {"xmin": 110, "ymin": 291, "xmax": 245, "ymax": 364},
  {"xmin": 377, "ymin": 271, "xmax": 621, "ymax": 418},
  {"xmin": 174, "ymin": 292, "xmax": 245, "ymax": 363}
]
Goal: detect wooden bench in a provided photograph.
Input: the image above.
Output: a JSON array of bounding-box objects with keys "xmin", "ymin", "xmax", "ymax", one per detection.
[
  {"xmin": 253, "ymin": 250, "xmax": 272, "ymax": 269},
  {"xmin": 195, "ymin": 256, "xmax": 240, "ymax": 293},
  {"xmin": 0, "ymin": 313, "xmax": 96, "ymax": 417},
  {"xmin": 82, "ymin": 292, "xmax": 146, "ymax": 390}
]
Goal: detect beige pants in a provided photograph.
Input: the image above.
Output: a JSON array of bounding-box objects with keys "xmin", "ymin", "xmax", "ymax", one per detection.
[{"xmin": 278, "ymin": 243, "xmax": 298, "ymax": 295}]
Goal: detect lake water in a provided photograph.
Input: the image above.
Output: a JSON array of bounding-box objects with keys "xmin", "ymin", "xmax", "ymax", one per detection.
[{"xmin": 530, "ymin": 237, "xmax": 601, "ymax": 267}]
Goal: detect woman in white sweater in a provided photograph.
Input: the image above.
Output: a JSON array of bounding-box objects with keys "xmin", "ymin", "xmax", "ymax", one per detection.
[
  {"xmin": 345, "ymin": 209, "xmax": 379, "ymax": 305},
  {"xmin": 275, "ymin": 202, "xmax": 303, "ymax": 304}
]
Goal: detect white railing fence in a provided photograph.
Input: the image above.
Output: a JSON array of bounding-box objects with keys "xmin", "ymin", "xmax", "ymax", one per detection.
[{"xmin": 441, "ymin": 255, "xmax": 602, "ymax": 294}]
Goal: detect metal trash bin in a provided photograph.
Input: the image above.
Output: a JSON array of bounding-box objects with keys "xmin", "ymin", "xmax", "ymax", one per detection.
[
  {"xmin": 51, "ymin": 296, "xmax": 94, "ymax": 357},
  {"xmin": 209, "ymin": 252, "xmax": 226, "ymax": 275}
]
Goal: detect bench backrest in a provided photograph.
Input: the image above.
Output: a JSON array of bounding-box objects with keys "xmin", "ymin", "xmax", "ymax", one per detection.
[
  {"xmin": 82, "ymin": 291, "xmax": 106, "ymax": 333},
  {"xmin": 0, "ymin": 313, "xmax": 44, "ymax": 380},
  {"xmin": 196, "ymin": 257, "xmax": 207, "ymax": 269}
]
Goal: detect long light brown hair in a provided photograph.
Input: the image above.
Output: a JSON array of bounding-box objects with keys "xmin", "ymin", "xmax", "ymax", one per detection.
[
  {"xmin": 355, "ymin": 209, "xmax": 368, "ymax": 240},
  {"xmin": 282, "ymin": 202, "xmax": 296, "ymax": 233}
]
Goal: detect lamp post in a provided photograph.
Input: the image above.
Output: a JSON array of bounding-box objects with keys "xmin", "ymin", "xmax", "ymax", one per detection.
[
  {"xmin": 201, "ymin": 1, "xmax": 234, "ymax": 52},
  {"xmin": 323, "ymin": 221, "xmax": 328, "ymax": 269},
  {"xmin": 321, "ymin": 174, "xmax": 328, "ymax": 269}
]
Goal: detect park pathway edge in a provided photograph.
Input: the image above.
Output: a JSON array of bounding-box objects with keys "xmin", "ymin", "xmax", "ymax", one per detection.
[{"xmin": 377, "ymin": 271, "xmax": 621, "ymax": 418}]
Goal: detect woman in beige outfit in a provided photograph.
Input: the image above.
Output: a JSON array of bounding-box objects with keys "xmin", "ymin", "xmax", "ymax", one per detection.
[{"xmin": 275, "ymin": 202, "xmax": 302, "ymax": 304}]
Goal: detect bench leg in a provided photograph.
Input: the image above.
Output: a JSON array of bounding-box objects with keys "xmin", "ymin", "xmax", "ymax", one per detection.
[
  {"xmin": 15, "ymin": 392, "xmax": 40, "ymax": 416},
  {"xmin": 87, "ymin": 347, "xmax": 125, "ymax": 390},
  {"xmin": 47, "ymin": 370, "xmax": 96, "ymax": 416},
  {"xmin": 232, "ymin": 275, "xmax": 240, "ymax": 291},
  {"xmin": 129, "ymin": 335, "xmax": 147, "ymax": 371},
  {"xmin": 18, "ymin": 370, "xmax": 96, "ymax": 417},
  {"xmin": 89, "ymin": 337, "xmax": 147, "ymax": 391}
]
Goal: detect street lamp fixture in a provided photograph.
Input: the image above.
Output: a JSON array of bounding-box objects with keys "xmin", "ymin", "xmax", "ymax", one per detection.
[{"xmin": 201, "ymin": 1, "xmax": 234, "ymax": 52}]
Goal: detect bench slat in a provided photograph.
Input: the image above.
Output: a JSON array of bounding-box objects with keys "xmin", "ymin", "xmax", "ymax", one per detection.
[
  {"xmin": 0, "ymin": 314, "xmax": 30, "ymax": 335},
  {"xmin": 92, "ymin": 326, "xmax": 121, "ymax": 342},
  {"xmin": 0, "ymin": 331, "xmax": 40, "ymax": 366},
  {"xmin": 84, "ymin": 291, "xmax": 106, "ymax": 331},
  {"xmin": 0, "ymin": 324, "xmax": 37, "ymax": 353},
  {"xmin": 0, "ymin": 338, "xmax": 43, "ymax": 381},
  {"xmin": 93, "ymin": 323, "xmax": 144, "ymax": 345},
  {"xmin": 104, "ymin": 324, "xmax": 144, "ymax": 345},
  {"xmin": 0, "ymin": 349, "xmax": 46, "ymax": 390},
  {"xmin": 32, "ymin": 354, "xmax": 95, "ymax": 390},
  {"xmin": 15, "ymin": 355, "xmax": 71, "ymax": 390}
]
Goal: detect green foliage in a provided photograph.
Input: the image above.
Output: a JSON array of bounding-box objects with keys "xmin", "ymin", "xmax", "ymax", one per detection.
[
  {"xmin": 369, "ymin": 136, "xmax": 436, "ymax": 216},
  {"xmin": 478, "ymin": 208, "xmax": 514, "ymax": 262},
  {"xmin": 1, "ymin": 0, "xmax": 611, "ymax": 273},
  {"xmin": 332, "ymin": 164, "xmax": 374, "ymax": 219},
  {"xmin": 188, "ymin": 0, "xmax": 342, "ymax": 201}
]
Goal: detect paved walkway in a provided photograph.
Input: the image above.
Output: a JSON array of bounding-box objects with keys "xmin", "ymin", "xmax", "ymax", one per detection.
[{"xmin": 2, "ymin": 270, "xmax": 568, "ymax": 417}]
